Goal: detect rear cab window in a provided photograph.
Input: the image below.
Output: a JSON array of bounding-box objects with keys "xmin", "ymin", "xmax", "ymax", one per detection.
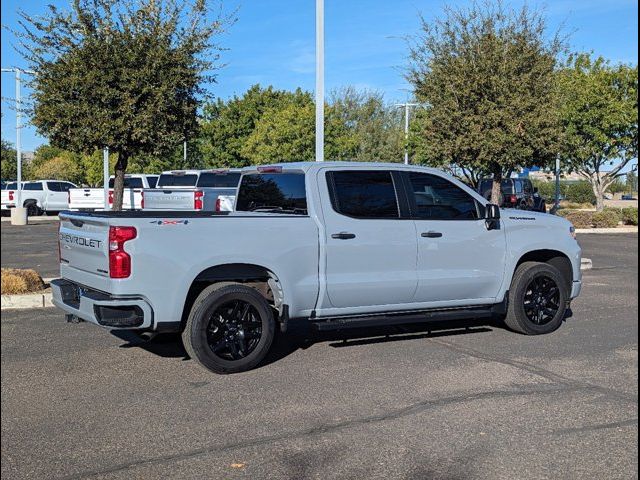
[
  {"xmin": 197, "ymin": 172, "xmax": 241, "ymax": 188},
  {"xmin": 235, "ymin": 171, "xmax": 307, "ymax": 214},
  {"xmin": 157, "ymin": 173, "xmax": 198, "ymax": 188},
  {"xmin": 108, "ymin": 177, "xmax": 144, "ymax": 189}
]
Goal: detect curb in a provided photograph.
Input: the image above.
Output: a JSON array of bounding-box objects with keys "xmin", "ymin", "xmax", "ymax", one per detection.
[
  {"xmin": 581, "ymin": 258, "xmax": 593, "ymax": 271},
  {"xmin": 1, "ymin": 215, "xmax": 59, "ymax": 223},
  {"xmin": 1, "ymin": 292, "xmax": 53, "ymax": 310},
  {"xmin": 576, "ymin": 227, "xmax": 638, "ymax": 234}
]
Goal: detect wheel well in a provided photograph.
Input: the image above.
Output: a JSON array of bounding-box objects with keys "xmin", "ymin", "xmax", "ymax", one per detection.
[
  {"xmin": 23, "ymin": 198, "xmax": 37, "ymax": 207},
  {"xmin": 516, "ymin": 250, "xmax": 573, "ymax": 291},
  {"xmin": 180, "ymin": 264, "xmax": 283, "ymax": 330}
]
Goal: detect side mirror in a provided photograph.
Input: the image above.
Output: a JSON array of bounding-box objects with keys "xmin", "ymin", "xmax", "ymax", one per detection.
[{"xmin": 485, "ymin": 204, "xmax": 501, "ymax": 230}]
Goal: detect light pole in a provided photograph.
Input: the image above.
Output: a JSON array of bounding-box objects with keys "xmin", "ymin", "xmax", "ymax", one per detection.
[
  {"xmin": 315, "ymin": 0, "xmax": 324, "ymax": 162},
  {"xmin": 395, "ymin": 102, "xmax": 419, "ymax": 165},
  {"xmin": 1, "ymin": 67, "xmax": 35, "ymax": 225}
]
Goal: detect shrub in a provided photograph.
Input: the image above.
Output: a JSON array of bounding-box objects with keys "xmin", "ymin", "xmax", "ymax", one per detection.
[
  {"xmin": 564, "ymin": 182, "xmax": 596, "ymax": 205},
  {"xmin": 621, "ymin": 207, "xmax": 638, "ymax": 226},
  {"xmin": 592, "ymin": 209, "xmax": 621, "ymax": 228},
  {"xmin": 557, "ymin": 210, "xmax": 594, "ymax": 228},
  {"xmin": 1, "ymin": 268, "xmax": 45, "ymax": 294},
  {"xmin": 559, "ymin": 201, "xmax": 594, "ymax": 210}
]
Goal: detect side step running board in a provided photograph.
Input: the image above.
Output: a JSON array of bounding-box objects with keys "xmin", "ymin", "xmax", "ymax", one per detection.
[{"xmin": 311, "ymin": 304, "xmax": 503, "ymax": 332}]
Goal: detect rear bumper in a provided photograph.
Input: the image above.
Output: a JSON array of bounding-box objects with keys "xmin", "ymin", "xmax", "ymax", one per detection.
[{"xmin": 51, "ymin": 278, "xmax": 153, "ymax": 329}]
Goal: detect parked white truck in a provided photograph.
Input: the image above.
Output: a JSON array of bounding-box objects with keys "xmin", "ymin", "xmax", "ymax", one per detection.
[
  {"xmin": 52, "ymin": 162, "xmax": 582, "ymax": 374},
  {"xmin": 68, "ymin": 174, "xmax": 159, "ymax": 211},
  {"xmin": 1, "ymin": 180, "xmax": 77, "ymax": 216},
  {"xmin": 142, "ymin": 169, "xmax": 241, "ymax": 212}
]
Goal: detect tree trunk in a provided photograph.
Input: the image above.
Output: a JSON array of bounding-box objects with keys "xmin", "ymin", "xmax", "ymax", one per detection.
[
  {"xmin": 112, "ymin": 152, "xmax": 129, "ymax": 212},
  {"xmin": 491, "ymin": 167, "xmax": 503, "ymax": 205},
  {"xmin": 590, "ymin": 174, "xmax": 606, "ymax": 212}
]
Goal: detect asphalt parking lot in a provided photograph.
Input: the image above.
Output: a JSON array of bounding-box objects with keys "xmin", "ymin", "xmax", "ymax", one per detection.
[{"xmin": 1, "ymin": 225, "xmax": 638, "ymax": 479}]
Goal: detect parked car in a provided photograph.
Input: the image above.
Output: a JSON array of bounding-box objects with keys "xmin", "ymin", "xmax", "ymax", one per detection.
[
  {"xmin": 478, "ymin": 177, "xmax": 546, "ymax": 212},
  {"xmin": 142, "ymin": 169, "xmax": 241, "ymax": 212},
  {"xmin": 53, "ymin": 162, "xmax": 582, "ymax": 374},
  {"xmin": 68, "ymin": 174, "xmax": 159, "ymax": 211},
  {"xmin": 1, "ymin": 180, "xmax": 77, "ymax": 216},
  {"xmin": 621, "ymin": 194, "xmax": 637, "ymax": 201}
]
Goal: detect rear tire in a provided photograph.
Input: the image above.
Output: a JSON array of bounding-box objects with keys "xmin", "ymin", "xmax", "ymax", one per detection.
[
  {"xmin": 182, "ymin": 282, "xmax": 276, "ymax": 374},
  {"xmin": 25, "ymin": 202, "xmax": 41, "ymax": 217},
  {"xmin": 504, "ymin": 262, "xmax": 568, "ymax": 335}
]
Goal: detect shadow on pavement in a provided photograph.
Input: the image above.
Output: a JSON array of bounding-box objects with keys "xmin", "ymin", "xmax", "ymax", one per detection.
[{"xmin": 110, "ymin": 317, "xmax": 498, "ymax": 369}]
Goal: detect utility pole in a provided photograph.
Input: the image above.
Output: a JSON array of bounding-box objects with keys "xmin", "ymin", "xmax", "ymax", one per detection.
[
  {"xmin": 315, "ymin": 0, "xmax": 324, "ymax": 162},
  {"xmin": 1, "ymin": 67, "xmax": 35, "ymax": 225},
  {"xmin": 395, "ymin": 102, "xmax": 419, "ymax": 165},
  {"xmin": 103, "ymin": 148, "xmax": 110, "ymax": 210},
  {"xmin": 554, "ymin": 157, "xmax": 561, "ymax": 213}
]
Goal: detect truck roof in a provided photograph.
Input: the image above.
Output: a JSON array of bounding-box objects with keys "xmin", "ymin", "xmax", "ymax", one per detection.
[
  {"xmin": 160, "ymin": 169, "xmax": 242, "ymax": 175},
  {"xmin": 241, "ymin": 161, "xmax": 446, "ymax": 175}
]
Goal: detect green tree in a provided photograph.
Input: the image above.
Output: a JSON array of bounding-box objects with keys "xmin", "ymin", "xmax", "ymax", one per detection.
[
  {"xmin": 557, "ymin": 54, "xmax": 638, "ymax": 211},
  {"xmin": 29, "ymin": 152, "xmax": 84, "ymax": 184},
  {"xmin": 407, "ymin": 2, "xmax": 564, "ymax": 203},
  {"xmin": 627, "ymin": 170, "xmax": 638, "ymax": 193},
  {"xmin": 16, "ymin": 0, "xmax": 231, "ymax": 209},
  {"xmin": 1, "ymin": 140, "xmax": 17, "ymax": 180}
]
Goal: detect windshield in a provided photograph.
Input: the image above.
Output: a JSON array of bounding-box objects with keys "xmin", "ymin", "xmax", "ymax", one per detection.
[
  {"xmin": 235, "ymin": 173, "xmax": 307, "ymax": 214},
  {"xmin": 157, "ymin": 173, "xmax": 198, "ymax": 188}
]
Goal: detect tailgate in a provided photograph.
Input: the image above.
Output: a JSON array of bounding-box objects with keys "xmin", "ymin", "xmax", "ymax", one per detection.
[
  {"xmin": 59, "ymin": 214, "xmax": 110, "ymax": 277},
  {"xmin": 69, "ymin": 189, "xmax": 104, "ymax": 210},
  {"xmin": 143, "ymin": 189, "xmax": 195, "ymax": 210}
]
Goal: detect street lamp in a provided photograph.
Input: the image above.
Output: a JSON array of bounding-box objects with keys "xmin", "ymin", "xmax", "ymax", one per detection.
[
  {"xmin": 1, "ymin": 67, "xmax": 35, "ymax": 225},
  {"xmin": 395, "ymin": 102, "xmax": 419, "ymax": 165}
]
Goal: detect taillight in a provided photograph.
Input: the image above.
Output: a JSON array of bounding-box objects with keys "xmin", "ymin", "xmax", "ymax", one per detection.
[
  {"xmin": 257, "ymin": 166, "xmax": 282, "ymax": 173},
  {"xmin": 509, "ymin": 194, "xmax": 517, "ymax": 204},
  {"xmin": 108, "ymin": 226, "xmax": 136, "ymax": 278},
  {"xmin": 108, "ymin": 190, "xmax": 114, "ymax": 206},
  {"xmin": 57, "ymin": 222, "xmax": 61, "ymax": 263},
  {"xmin": 8, "ymin": 191, "xmax": 14, "ymax": 201},
  {"xmin": 215, "ymin": 198, "xmax": 221, "ymax": 212},
  {"xmin": 194, "ymin": 190, "xmax": 204, "ymax": 210}
]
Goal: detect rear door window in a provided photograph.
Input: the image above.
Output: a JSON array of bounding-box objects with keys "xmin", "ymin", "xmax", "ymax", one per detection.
[
  {"xmin": 197, "ymin": 172, "xmax": 241, "ymax": 188},
  {"xmin": 327, "ymin": 170, "xmax": 399, "ymax": 219},
  {"xmin": 236, "ymin": 173, "xmax": 307, "ymax": 214}
]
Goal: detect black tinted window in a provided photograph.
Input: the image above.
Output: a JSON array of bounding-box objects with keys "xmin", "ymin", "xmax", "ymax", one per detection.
[
  {"xmin": 108, "ymin": 177, "xmax": 143, "ymax": 188},
  {"xmin": 157, "ymin": 173, "xmax": 198, "ymax": 187},
  {"xmin": 23, "ymin": 182, "xmax": 43, "ymax": 191},
  {"xmin": 59, "ymin": 182, "xmax": 74, "ymax": 192},
  {"xmin": 328, "ymin": 171, "xmax": 399, "ymax": 219},
  {"xmin": 6, "ymin": 183, "xmax": 17, "ymax": 189},
  {"xmin": 147, "ymin": 176, "xmax": 158, "ymax": 188},
  {"xmin": 479, "ymin": 179, "xmax": 514, "ymax": 195},
  {"xmin": 47, "ymin": 181, "xmax": 62, "ymax": 192},
  {"xmin": 236, "ymin": 173, "xmax": 307, "ymax": 214},
  {"xmin": 197, "ymin": 172, "xmax": 241, "ymax": 188},
  {"xmin": 409, "ymin": 172, "xmax": 479, "ymax": 220}
]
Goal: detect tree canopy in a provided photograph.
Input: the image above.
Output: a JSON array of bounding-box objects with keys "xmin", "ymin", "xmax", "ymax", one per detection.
[
  {"xmin": 557, "ymin": 53, "xmax": 638, "ymax": 210},
  {"xmin": 1, "ymin": 140, "xmax": 17, "ymax": 180},
  {"xmin": 407, "ymin": 2, "xmax": 564, "ymax": 202},
  {"xmin": 16, "ymin": 0, "xmax": 231, "ymax": 209}
]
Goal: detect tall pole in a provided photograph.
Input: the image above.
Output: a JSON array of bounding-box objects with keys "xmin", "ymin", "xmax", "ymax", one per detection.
[
  {"xmin": 15, "ymin": 69, "xmax": 22, "ymax": 206},
  {"xmin": 396, "ymin": 102, "xmax": 419, "ymax": 165},
  {"xmin": 315, "ymin": 0, "xmax": 324, "ymax": 162},
  {"xmin": 103, "ymin": 148, "xmax": 110, "ymax": 210},
  {"xmin": 183, "ymin": 140, "xmax": 187, "ymax": 163},
  {"xmin": 554, "ymin": 157, "xmax": 561, "ymax": 212}
]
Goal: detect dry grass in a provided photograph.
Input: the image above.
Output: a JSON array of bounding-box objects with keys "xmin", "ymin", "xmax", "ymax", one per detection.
[{"xmin": 1, "ymin": 268, "xmax": 45, "ymax": 295}]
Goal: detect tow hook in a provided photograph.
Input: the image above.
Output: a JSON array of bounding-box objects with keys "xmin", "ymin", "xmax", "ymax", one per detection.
[{"xmin": 66, "ymin": 314, "xmax": 84, "ymax": 324}]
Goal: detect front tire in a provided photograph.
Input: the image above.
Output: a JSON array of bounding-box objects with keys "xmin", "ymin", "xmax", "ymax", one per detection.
[
  {"xmin": 182, "ymin": 283, "xmax": 276, "ymax": 374},
  {"xmin": 504, "ymin": 262, "xmax": 568, "ymax": 335}
]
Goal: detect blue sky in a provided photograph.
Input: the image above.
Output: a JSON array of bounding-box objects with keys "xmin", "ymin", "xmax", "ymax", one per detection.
[{"xmin": 1, "ymin": 0, "xmax": 638, "ymax": 151}]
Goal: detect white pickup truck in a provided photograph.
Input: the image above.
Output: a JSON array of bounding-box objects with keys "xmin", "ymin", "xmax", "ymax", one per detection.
[
  {"xmin": 52, "ymin": 162, "xmax": 582, "ymax": 374},
  {"xmin": 1, "ymin": 180, "xmax": 77, "ymax": 216},
  {"xmin": 68, "ymin": 174, "xmax": 158, "ymax": 211},
  {"xmin": 142, "ymin": 169, "xmax": 241, "ymax": 212}
]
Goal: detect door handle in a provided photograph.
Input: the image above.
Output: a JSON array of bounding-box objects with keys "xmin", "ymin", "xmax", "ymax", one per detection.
[
  {"xmin": 421, "ymin": 231, "xmax": 443, "ymax": 238},
  {"xmin": 331, "ymin": 232, "xmax": 356, "ymax": 240}
]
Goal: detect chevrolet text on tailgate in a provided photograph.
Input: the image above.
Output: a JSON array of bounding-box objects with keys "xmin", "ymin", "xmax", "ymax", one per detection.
[{"xmin": 53, "ymin": 162, "xmax": 582, "ymax": 374}]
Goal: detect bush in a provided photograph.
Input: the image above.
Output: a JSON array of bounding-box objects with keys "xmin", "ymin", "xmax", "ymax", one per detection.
[
  {"xmin": 1, "ymin": 268, "xmax": 45, "ymax": 294},
  {"xmin": 559, "ymin": 201, "xmax": 594, "ymax": 210},
  {"xmin": 621, "ymin": 207, "xmax": 638, "ymax": 226},
  {"xmin": 592, "ymin": 209, "xmax": 621, "ymax": 228},
  {"xmin": 564, "ymin": 182, "xmax": 596, "ymax": 205},
  {"xmin": 557, "ymin": 210, "xmax": 594, "ymax": 228}
]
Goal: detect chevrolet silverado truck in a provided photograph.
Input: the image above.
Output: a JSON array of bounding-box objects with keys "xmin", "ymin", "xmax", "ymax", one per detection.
[
  {"xmin": 142, "ymin": 169, "xmax": 241, "ymax": 212},
  {"xmin": 52, "ymin": 162, "xmax": 582, "ymax": 374},
  {"xmin": 2, "ymin": 180, "xmax": 77, "ymax": 216}
]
